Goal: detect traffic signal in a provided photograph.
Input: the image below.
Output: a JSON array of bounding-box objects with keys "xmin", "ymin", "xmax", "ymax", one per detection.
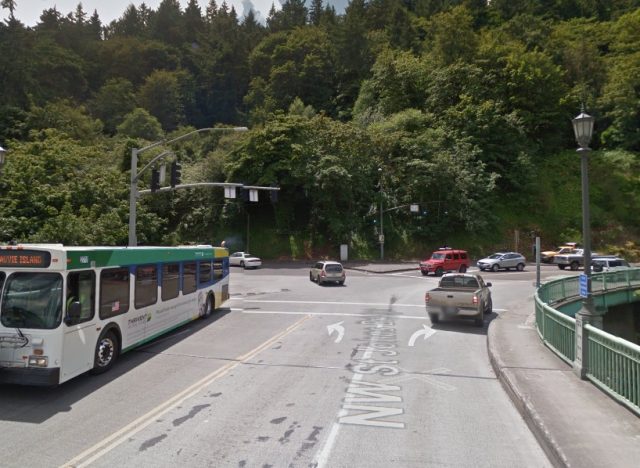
[
  {"xmin": 151, "ymin": 168, "xmax": 160, "ymax": 192},
  {"xmin": 270, "ymin": 189, "xmax": 278, "ymax": 203},
  {"xmin": 170, "ymin": 161, "xmax": 182, "ymax": 188},
  {"xmin": 239, "ymin": 187, "xmax": 250, "ymax": 202}
]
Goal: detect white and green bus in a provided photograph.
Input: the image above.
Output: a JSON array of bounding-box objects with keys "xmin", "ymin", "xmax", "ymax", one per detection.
[{"xmin": 0, "ymin": 244, "xmax": 229, "ymax": 385}]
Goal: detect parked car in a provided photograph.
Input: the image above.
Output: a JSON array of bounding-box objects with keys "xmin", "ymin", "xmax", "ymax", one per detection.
[
  {"xmin": 591, "ymin": 256, "xmax": 630, "ymax": 272},
  {"xmin": 419, "ymin": 248, "xmax": 469, "ymax": 276},
  {"xmin": 310, "ymin": 260, "xmax": 346, "ymax": 285},
  {"xmin": 229, "ymin": 252, "xmax": 262, "ymax": 269},
  {"xmin": 477, "ymin": 252, "xmax": 526, "ymax": 272},
  {"xmin": 425, "ymin": 273, "xmax": 492, "ymax": 327},
  {"xmin": 540, "ymin": 243, "xmax": 578, "ymax": 263}
]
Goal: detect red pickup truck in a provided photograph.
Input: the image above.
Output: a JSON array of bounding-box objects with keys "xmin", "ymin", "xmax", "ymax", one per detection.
[{"xmin": 420, "ymin": 248, "xmax": 470, "ymax": 276}]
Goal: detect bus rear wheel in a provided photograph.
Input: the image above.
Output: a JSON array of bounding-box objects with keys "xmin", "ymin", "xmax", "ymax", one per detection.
[
  {"xmin": 204, "ymin": 294, "xmax": 213, "ymax": 318},
  {"xmin": 91, "ymin": 331, "xmax": 119, "ymax": 374}
]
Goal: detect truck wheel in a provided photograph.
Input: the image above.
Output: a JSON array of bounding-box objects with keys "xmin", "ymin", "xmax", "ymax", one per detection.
[
  {"xmin": 485, "ymin": 298, "xmax": 493, "ymax": 314},
  {"xmin": 558, "ymin": 265, "xmax": 566, "ymax": 270},
  {"xmin": 435, "ymin": 267, "xmax": 444, "ymax": 276},
  {"xmin": 516, "ymin": 263, "xmax": 525, "ymax": 271},
  {"xmin": 459, "ymin": 265, "xmax": 467, "ymax": 273},
  {"xmin": 429, "ymin": 313, "xmax": 439, "ymax": 324},
  {"xmin": 491, "ymin": 264, "xmax": 499, "ymax": 272},
  {"xmin": 570, "ymin": 261, "xmax": 579, "ymax": 271}
]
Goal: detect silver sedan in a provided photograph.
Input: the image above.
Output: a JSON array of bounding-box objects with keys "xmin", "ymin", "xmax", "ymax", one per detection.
[{"xmin": 477, "ymin": 252, "xmax": 526, "ymax": 272}]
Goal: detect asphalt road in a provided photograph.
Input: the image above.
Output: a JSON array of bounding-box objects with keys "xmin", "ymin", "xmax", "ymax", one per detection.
[{"xmin": 0, "ymin": 264, "xmax": 572, "ymax": 467}]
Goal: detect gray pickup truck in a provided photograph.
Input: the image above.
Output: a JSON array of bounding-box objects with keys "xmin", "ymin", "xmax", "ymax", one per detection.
[{"xmin": 425, "ymin": 273, "xmax": 492, "ymax": 327}]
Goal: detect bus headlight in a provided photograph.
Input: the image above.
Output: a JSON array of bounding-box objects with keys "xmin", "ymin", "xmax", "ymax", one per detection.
[{"xmin": 28, "ymin": 356, "xmax": 49, "ymax": 367}]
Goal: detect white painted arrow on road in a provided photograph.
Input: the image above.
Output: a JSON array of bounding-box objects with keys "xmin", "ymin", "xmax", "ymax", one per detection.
[
  {"xmin": 408, "ymin": 324, "xmax": 436, "ymax": 347},
  {"xmin": 327, "ymin": 321, "xmax": 345, "ymax": 343}
]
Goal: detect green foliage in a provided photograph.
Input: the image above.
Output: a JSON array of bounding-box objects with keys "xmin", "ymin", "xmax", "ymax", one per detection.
[
  {"xmin": 116, "ymin": 108, "xmax": 164, "ymax": 140},
  {"xmin": 0, "ymin": 133, "xmax": 130, "ymax": 244},
  {"xmin": 90, "ymin": 78, "xmax": 137, "ymax": 135},
  {"xmin": 1, "ymin": 2, "xmax": 640, "ymax": 257}
]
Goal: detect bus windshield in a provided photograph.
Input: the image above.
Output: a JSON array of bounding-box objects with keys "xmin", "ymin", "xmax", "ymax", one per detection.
[{"xmin": 1, "ymin": 272, "xmax": 63, "ymax": 329}]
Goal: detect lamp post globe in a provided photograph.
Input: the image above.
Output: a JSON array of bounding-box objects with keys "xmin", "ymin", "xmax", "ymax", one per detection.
[{"xmin": 572, "ymin": 109, "xmax": 595, "ymax": 149}]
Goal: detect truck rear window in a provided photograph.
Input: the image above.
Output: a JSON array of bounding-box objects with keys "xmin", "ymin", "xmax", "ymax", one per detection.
[{"xmin": 440, "ymin": 276, "xmax": 479, "ymax": 288}]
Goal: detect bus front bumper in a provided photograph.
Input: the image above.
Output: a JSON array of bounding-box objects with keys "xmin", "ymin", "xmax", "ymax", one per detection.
[{"xmin": 0, "ymin": 366, "xmax": 60, "ymax": 386}]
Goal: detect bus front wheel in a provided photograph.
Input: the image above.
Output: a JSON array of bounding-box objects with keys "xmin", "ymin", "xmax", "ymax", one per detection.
[{"xmin": 91, "ymin": 331, "xmax": 119, "ymax": 374}]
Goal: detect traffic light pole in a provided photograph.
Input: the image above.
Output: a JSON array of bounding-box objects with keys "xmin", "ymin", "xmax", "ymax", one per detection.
[{"xmin": 128, "ymin": 127, "xmax": 248, "ymax": 247}]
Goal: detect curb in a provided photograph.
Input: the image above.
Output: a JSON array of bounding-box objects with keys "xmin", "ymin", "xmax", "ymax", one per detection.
[{"xmin": 486, "ymin": 317, "xmax": 568, "ymax": 468}]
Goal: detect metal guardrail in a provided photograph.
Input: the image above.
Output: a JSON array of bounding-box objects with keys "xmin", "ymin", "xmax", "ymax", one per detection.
[
  {"xmin": 535, "ymin": 268, "xmax": 640, "ymax": 416},
  {"xmin": 586, "ymin": 324, "xmax": 640, "ymax": 414}
]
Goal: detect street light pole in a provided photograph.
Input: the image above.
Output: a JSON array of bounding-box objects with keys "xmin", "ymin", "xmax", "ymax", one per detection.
[
  {"xmin": 378, "ymin": 168, "xmax": 384, "ymax": 260},
  {"xmin": 128, "ymin": 127, "xmax": 248, "ymax": 246},
  {"xmin": 0, "ymin": 146, "xmax": 6, "ymax": 174},
  {"xmin": 572, "ymin": 107, "xmax": 600, "ymax": 379}
]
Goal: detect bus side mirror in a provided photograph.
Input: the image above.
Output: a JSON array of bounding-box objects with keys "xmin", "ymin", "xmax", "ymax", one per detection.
[{"xmin": 65, "ymin": 302, "xmax": 81, "ymax": 325}]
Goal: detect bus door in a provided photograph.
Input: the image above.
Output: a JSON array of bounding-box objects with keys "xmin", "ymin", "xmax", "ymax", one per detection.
[{"xmin": 62, "ymin": 270, "xmax": 97, "ymax": 380}]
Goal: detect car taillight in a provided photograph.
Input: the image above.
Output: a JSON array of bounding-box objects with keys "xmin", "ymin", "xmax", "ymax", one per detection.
[
  {"xmin": 321, "ymin": 271, "xmax": 326, "ymax": 277},
  {"xmin": 425, "ymin": 292, "xmax": 431, "ymax": 303},
  {"xmin": 472, "ymin": 295, "xmax": 478, "ymax": 305}
]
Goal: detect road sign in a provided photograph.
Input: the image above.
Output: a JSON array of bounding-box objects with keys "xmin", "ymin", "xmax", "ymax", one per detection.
[
  {"xmin": 579, "ymin": 274, "xmax": 588, "ymax": 298},
  {"xmin": 379, "ymin": 234, "xmax": 384, "ymax": 242}
]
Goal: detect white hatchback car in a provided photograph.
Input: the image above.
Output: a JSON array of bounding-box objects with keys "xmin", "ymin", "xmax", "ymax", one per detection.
[{"xmin": 229, "ymin": 252, "xmax": 262, "ymax": 269}]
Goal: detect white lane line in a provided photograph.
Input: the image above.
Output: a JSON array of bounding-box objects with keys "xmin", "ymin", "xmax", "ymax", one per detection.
[
  {"xmin": 314, "ymin": 348, "xmax": 370, "ymax": 468},
  {"xmin": 61, "ymin": 315, "xmax": 311, "ymax": 468},
  {"xmin": 241, "ymin": 299, "xmax": 424, "ymax": 308},
  {"xmin": 242, "ymin": 310, "xmax": 427, "ymax": 320}
]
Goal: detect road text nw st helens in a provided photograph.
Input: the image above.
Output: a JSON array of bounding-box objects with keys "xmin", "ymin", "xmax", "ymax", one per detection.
[{"xmin": 339, "ymin": 317, "xmax": 405, "ymax": 429}]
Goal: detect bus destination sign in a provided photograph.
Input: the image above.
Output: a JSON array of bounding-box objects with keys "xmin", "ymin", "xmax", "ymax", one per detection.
[{"xmin": 0, "ymin": 250, "xmax": 52, "ymax": 268}]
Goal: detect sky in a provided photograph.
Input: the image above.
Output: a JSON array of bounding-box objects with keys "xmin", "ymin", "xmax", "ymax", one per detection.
[{"xmin": 1, "ymin": 0, "xmax": 281, "ymax": 26}]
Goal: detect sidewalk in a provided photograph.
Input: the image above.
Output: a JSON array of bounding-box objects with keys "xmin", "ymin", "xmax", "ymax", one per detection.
[{"xmin": 350, "ymin": 262, "xmax": 640, "ymax": 468}]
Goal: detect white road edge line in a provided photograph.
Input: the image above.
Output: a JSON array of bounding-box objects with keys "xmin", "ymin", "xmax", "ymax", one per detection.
[{"xmin": 60, "ymin": 315, "xmax": 311, "ymax": 468}]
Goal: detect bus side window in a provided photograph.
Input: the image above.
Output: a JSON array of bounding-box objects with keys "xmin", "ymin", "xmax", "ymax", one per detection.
[
  {"xmin": 135, "ymin": 264, "xmax": 158, "ymax": 309},
  {"xmin": 183, "ymin": 262, "xmax": 197, "ymax": 295},
  {"xmin": 100, "ymin": 267, "xmax": 130, "ymax": 319},
  {"xmin": 213, "ymin": 260, "xmax": 224, "ymax": 282},
  {"xmin": 66, "ymin": 271, "xmax": 95, "ymax": 325},
  {"xmin": 161, "ymin": 263, "xmax": 180, "ymax": 301},
  {"xmin": 199, "ymin": 260, "xmax": 212, "ymax": 286}
]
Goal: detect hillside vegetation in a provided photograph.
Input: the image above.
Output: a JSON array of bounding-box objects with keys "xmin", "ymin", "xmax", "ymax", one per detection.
[{"xmin": 1, "ymin": 0, "xmax": 640, "ymax": 260}]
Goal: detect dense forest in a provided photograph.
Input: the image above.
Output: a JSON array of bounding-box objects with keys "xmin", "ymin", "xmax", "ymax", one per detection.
[{"xmin": 1, "ymin": 0, "xmax": 640, "ymax": 259}]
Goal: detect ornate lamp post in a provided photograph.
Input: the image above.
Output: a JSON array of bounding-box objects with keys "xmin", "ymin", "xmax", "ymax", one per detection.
[{"xmin": 572, "ymin": 107, "xmax": 600, "ymax": 379}]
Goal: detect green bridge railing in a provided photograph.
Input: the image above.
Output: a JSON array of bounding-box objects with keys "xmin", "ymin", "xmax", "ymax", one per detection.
[{"xmin": 535, "ymin": 269, "xmax": 640, "ymax": 416}]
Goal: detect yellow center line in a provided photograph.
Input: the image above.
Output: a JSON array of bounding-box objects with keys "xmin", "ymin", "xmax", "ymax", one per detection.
[{"xmin": 61, "ymin": 314, "xmax": 311, "ymax": 468}]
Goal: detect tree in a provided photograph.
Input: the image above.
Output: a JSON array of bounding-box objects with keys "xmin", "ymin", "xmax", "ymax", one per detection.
[
  {"xmin": 116, "ymin": 108, "xmax": 164, "ymax": 140},
  {"xmin": 137, "ymin": 69, "xmax": 188, "ymax": 131},
  {"xmin": 27, "ymin": 100, "xmax": 103, "ymax": 143},
  {"xmin": 90, "ymin": 78, "xmax": 137, "ymax": 134},
  {"xmin": 149, "ymin": 0, "xmax": 184, "ymax": 46},
  {"xmin": 1, "ymin": 0, "xmax": 16, "ymax": 21}
]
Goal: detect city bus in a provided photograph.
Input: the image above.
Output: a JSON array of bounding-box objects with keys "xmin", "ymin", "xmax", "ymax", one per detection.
[{"xmin": 0, "ymin": 244, "xmax": 229, "ymax": 385}]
